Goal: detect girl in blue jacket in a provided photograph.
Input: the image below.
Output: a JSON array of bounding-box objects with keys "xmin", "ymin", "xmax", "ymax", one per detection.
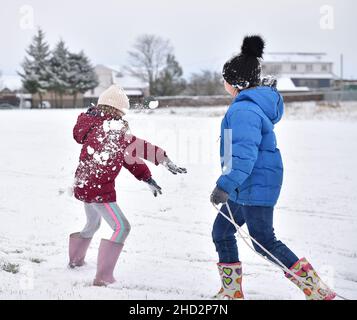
[{"xmin": 210, "ymin": 36, "xmax": 336, "ymax": 300}]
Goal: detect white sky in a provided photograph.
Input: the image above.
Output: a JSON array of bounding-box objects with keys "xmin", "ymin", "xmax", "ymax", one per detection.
[{"xmin": 1, "ymin": 0, "xmax": 356, "ymax": 79}]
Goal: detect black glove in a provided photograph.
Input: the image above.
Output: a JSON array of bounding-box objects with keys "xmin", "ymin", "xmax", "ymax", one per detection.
[
  {"xmin": 261, "ymin": 75, "xmax": 277, "ymax": 89},
  {"xmin": 162, "ymin": 158, "xmax": 187, "ymax": 175},
  {"xmin": 145, "ymin": 178, "xmax": 162, "ymax": 197},
  {"xmin": 210, "ymin": 186, "xmax": 229, "ymax": 205}
]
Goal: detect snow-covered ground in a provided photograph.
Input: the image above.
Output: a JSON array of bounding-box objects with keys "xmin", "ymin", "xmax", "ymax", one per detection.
[{"xmin": 0, "ymin": 103, "xmax": 357, "ymax": 300}]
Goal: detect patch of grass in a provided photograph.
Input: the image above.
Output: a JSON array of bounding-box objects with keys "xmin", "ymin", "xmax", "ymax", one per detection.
[
  {"xmin": 1, "ymin": 262, "xmax": 20, "ymax": 274},
  {"xmin": 30, "ymin": 258, "xmax": 45, "ymax": 264}
]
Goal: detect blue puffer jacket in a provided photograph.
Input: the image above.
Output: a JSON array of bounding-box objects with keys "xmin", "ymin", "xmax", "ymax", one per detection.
[{"xmin": 216, "ymin": 86, "xmax": 284, "ymax": 207}]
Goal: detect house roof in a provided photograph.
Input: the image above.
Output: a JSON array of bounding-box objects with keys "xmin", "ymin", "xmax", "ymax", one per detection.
[
  {"xmin": 277, "ymin": 77, "xmax": 309, "ymax": 92},
  {"xmin": 125, "ymin": 89, "xmax": 145, "ymax": 96},
  {"xmin": 263, "ymin": 53, "xmax": 333, "ymax": 64},
  {"xmin": 97, "ymin": 64, "xmax": 148, "ymax": 89},
  {"xmin": 113, "ymin": 73, "xmax": 148, "ymax": 89},
  {"xmin": 282, "ymin": 73, "xmax": 336, "ymax": 80},
  {"xmin": 84, "ymin": 65, "xmax": 149, "ymax": 98}
]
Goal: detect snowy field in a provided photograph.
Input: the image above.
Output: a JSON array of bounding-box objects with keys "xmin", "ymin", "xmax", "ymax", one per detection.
[{"xmin": 0, "ymin": 103, "xmax": 357, "ymax": 300}]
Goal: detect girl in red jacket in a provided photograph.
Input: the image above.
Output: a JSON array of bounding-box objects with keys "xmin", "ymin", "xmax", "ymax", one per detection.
[{"xmin": 69, "ymin": 85, "xmax": 186, "ymax": 286}]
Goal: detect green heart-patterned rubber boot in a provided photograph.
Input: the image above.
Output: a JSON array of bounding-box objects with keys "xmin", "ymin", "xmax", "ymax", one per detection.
[
  {"xmin": 286, "ymin": 257, "xmax": 336, "ymax": 300},
  {"xmin": 214, "ymin": 262, "xmax": 244, "ymax": 300}
]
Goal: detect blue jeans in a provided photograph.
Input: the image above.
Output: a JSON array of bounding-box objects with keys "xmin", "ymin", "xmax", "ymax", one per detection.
[{"xmin": 212, "ymin": 200, "xmax": 299, "ymax": 269}]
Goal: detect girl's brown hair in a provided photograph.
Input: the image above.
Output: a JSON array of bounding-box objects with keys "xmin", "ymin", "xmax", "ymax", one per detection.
[
  {"xmin": 97, "ymin": 104, "xmax": 130, "ymax": 133},
  {"xmin": 97, "ymin": 104, "xmax": 124, "ymax": 120}
]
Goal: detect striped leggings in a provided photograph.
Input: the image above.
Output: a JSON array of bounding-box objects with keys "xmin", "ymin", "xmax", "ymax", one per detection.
[{"xmin": 80, "ymin": 202, "xmax": 131, "ymax": 245}]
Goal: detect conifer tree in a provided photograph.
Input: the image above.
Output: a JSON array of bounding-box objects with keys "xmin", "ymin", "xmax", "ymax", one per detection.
[
  {"xmin": 19, "ymin": 28, "xmax": 51, "ymax": 108},
  {"xmin": 68, "ymin": 51, "xmax": 98, "ymax": 107},
  {"xmin": 154, "ymin": 54, "xmax": 186, "ymax": 96},
  {"xmin": 49, "ymin": 40, "xmax": 71, "ymax": 108}
]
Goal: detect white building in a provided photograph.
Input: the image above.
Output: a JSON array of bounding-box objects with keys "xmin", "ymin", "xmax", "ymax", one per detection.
[
  {"xmin": 84, "ymin": 65, "xmax": 149, "ymax": 103},
  {"xmin": 0, "ymin": 75, "xmax": 32, "ymax": 108},
  {"xmin": 262, "ymin": 53, "xmax": 336, "ymax": 89}
]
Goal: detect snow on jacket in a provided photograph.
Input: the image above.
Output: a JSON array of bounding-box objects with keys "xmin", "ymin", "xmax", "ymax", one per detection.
[
  {"xmin": 73, "ymin": 108, "xmax": 167, "ymax": 203},
  {"xmin": 217, "ymin": 86, "xmax": 284, "ymax": 207}
]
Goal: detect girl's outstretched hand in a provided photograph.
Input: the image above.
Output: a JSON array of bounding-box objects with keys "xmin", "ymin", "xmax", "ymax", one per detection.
[
  {"xmin": 145, "ymin": 178, "xmax": 163, "ymax": 197},
  {"xmin": 162, "ymin": 158, "xmax": 187, "ymax": 175}
]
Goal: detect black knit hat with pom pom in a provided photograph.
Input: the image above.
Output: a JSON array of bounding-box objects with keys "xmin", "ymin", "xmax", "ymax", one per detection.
[{"xmin": 223, "ymin": 35, "xmax": 265, "ymax": 89}]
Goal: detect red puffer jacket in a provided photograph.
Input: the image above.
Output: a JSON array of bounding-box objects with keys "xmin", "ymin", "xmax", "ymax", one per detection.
[{"xmin": 73, "ymin": 108, "xmax": 167, "ymax": 203}]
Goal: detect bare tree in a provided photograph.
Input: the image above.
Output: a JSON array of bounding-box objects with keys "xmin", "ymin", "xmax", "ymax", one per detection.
[{"xmin": 127, "ymin": 34, "xmax": 173, "ymax": 94}]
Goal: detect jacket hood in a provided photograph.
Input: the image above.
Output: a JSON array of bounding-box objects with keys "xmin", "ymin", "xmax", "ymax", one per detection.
[
  {"xmin": 235, "ymin": 86, "xmax": 284, "ymax": 124},
  {"xmin": 73, "ymin": 113, "xmax": 101, "ymax": 144},
  {"xmin": 73, "ymin": 108, "xmax": 129, "ymax": 144}
]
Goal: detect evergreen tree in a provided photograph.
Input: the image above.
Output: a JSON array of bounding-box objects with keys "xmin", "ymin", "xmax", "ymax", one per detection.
[
  {"xmin": 18, "ymin": 28, "xmax": 51, "ymax": 108},
  {"xmin": 68, "ymin": 51, "xmax": 98, "ymax": 107},
  {"xmin": 49, "ymin": 40, "xmax": 71, "ymax": 108},
  {"xmin": 154, "ymin": 54, "xmax": 186, "ymax": 96},
  {"xmin": 185, "ymin": 70, "xmax": 226, "ymax": 96}
]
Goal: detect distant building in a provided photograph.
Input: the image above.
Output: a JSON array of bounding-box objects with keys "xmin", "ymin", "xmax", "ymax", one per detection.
[
  {"xmin": 0, "ymin": 65, "xmax": 149, "ymax": 108},
  {"xmin": 276, "ymin": 77, "xmax": 309, "ymax": 93},
  {"xmin": 334, "ymin": 79, "xmax": 357, "ymax": 91},
  {"xmin": 262, "ymin": 53, "xmax": 336, "ymax": 89},
  {"xmin": 84, "ymin": 65, "xmax": 149, "ymax": 106},
  {"xmin": 0, "ymin": 75, "xmax": 22, "ymax": 93},
  {"xmin": 0, "ymin": 75, "xmax": 23, "ymax": 107}
]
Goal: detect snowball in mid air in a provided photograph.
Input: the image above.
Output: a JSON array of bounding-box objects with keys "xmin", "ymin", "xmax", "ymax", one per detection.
[{"xmin": 148, "ymin": 100, "xmax": 159, "ymax": 109}]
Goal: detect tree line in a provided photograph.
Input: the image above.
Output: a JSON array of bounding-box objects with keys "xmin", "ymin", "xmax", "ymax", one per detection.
[
  {"xmin": 19, "ymin": 29, "xmax": 226, "ymax": 108},
  {"xmin": 19, "ymin": 29, "xmax": 98, "ymax": 108},
  {"xmin": 126, "ymin": 34, "xmax": 226, "ymax": 96}
]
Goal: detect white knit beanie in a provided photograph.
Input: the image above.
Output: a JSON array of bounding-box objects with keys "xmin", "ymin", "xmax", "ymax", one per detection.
[{"xmin": 97, "ymin": 85, "xmax": 130, "ymax": 114}]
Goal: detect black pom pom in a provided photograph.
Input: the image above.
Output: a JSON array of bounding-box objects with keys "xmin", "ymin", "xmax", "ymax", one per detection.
[{"xmin": 241, "ymin": 35, "xmax": 265, "ymax": 58}]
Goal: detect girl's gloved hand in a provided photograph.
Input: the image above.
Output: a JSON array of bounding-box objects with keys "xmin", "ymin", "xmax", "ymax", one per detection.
[
  {"xmin": 210, "ymin": 186, "xmax": 229, "ymax": 205},
  {"xmin": 162, "ymin": 158, "xmax": 187, "ymax": 175},
  {"xmin": 145, "ymin": 178, "xmax": 162, "ymax": 197}
]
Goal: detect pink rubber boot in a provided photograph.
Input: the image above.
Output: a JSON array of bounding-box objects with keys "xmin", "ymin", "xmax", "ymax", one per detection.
[
  {"xmin": 93, "ymin": 239, "xmax": 123, "ymax": 287},
  {"xmin": 68, "ymin": 232, "xmax": 92, "ymax": 268},
  {"xmin": 286, "ymin": 257, "xmax": 336, "ymax": 300}
]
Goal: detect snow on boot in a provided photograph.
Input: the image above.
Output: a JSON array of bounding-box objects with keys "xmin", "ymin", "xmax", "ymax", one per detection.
[
  {"xmin": 214, "ymin": 262, "xmax": 244, "ymax": 300},
  {"xmin": 68, "ymin": 232, "xmax": 92, "ymax": 268},
  {"xmin": 286, "ymin": 257, "xmax": 336, "ymax": 300},
  {"xmin": 93, "ymin": 239, "xmax": 123, "ymax": 287}
]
